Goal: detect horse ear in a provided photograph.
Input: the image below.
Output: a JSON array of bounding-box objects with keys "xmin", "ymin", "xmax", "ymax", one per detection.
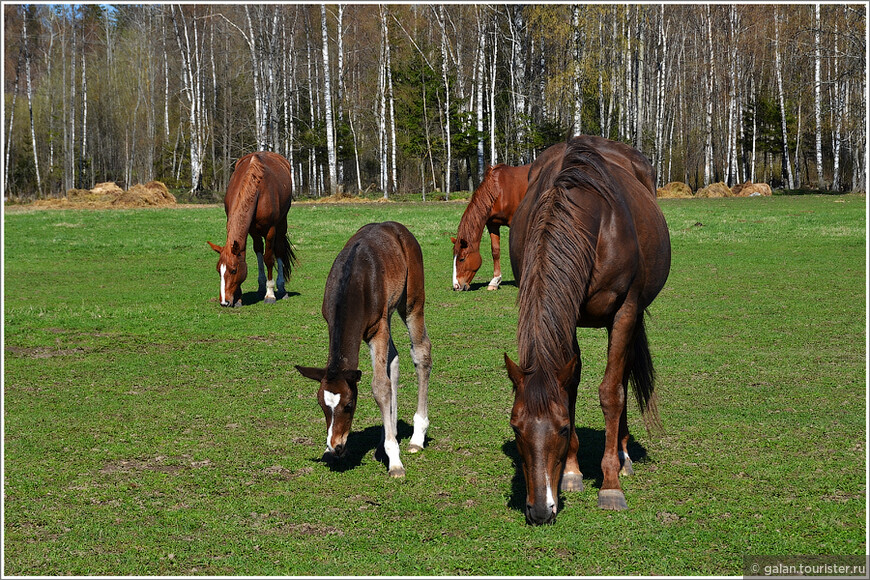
[
  {"xmin": 207, "ymin": 241, "xmax": 222, "ymax": 253},
  {"xmin": 231, "ymin": 240, "xmax": 242, "ymax": 256},
  {"xmin": 295, "ymin": 365, "xmax": 327, "ymax": 383},
  {"xmin": 558, "ymin": 355, "xmax": 578, "ymax": 388},
  {"xmin": 342, "ymin": 369, "xmax": 362, "ymax": 384},
  {"xmin": 504, "ymin": 353, "xmax": 524, "ymax": 391},
  {"xmin": 450, "ymin": 236, "xmax": 457, "ymax": 245}
]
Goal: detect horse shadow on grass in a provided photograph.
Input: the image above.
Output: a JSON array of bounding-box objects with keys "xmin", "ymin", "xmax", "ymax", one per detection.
[
  {"xmin": 240, "ymin": 290, "xmax": 301, "ymax": 306},
  {"xmin": 311, "ymin": 420, "xmax": 420, "ymax": 473},
  {"xmin": 502, "ymin": 427, "xmax": 648, "ymax": 514},
  {"xmin": 466, "ymin": 280, "xmax": 518, "ymax": 292}
]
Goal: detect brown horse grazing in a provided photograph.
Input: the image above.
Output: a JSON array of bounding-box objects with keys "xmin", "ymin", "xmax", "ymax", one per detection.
[
  {"xmin": 451, "ymin": 163, "xmax": 530, "ymax": 291},
  {"xmin": 207, "ymin": 151, "xmax": 297, "ymax": 307},
  {"xmin": 505, "ymin": 136, "xmax": 671, "ymax": 525},
  {"xmin": 295, "ymin": 221, "xmax": 432, "ymax": 478}
]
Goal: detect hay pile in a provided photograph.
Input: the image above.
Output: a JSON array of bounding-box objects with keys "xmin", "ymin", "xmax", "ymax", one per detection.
[
  {"xmin": 695, "ymin": 182, "xmax": 733, "ymax": 198},
  {"xmin": 656, "ymin": 182, "xmax": 693, "ymax": 199},
  {"xmin": 731, "ymin": 181, "xmax": 772, "ymax": 197},
  {"xmin": 32, "ymin": 181, "xmax": 176, "ymax": 209}
]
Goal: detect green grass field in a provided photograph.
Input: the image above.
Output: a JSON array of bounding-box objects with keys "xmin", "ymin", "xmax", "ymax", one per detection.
[{"xmin": 3, "ymin": 194, "xmax": 866, "ymax": 575}]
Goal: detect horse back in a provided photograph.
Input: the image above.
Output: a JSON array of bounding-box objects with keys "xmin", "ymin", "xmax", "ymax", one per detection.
[
  {"xmin": 323, "ymin": 222, "xmax": 424, "ymax": 342},
  {"xmin": 225, "ymin": 152, "xmax": 293, "ymax": 234}
]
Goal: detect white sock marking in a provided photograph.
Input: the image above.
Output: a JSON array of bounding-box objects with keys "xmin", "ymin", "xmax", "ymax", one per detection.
[
  {"xmin": 488, "ymin": 275, "xmax": 502, "ymax": 288},
  {"xmin": 410, "ymin": 412, "xmax": 429, "ymax": 448},
  {"xmin": 384, "ymin": 439, "xmax": 403, "ymax": 471}
]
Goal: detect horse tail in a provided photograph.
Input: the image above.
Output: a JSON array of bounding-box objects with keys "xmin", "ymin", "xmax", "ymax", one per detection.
[
  {"xmin": 279, "ymin": 230, "xmax": 298, "ymax": 280},
  {"xmin": 628, "ymin": 315, "xmax": 663, "ymax": 435}
]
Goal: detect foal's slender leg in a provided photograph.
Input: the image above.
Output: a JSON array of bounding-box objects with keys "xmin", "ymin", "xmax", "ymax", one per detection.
[
  {"xmin": 487, "ymin": 225, "xmax": 502, "ymax": 290},
  {"xmin": 262, "ymin": 228, "xmax": 278, "ymax": 304},
  {"xmin": 597, "ymin": 306, "xmax": 638, "ymax": 511},
  {"xmin": 561, "ymin": 337, "xmax": 584, "ymax": 492},
  {"xmin": 403, "ymin": 309, "xmax": 431, "ymax": 452},
  {"xmin": 370, "ymin": 326, "xmax": 404, "ymax": 477}
]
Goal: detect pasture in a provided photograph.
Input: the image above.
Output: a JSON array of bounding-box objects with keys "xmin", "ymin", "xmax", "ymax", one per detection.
[{"xmin": 3, "ymin": 194, "xmax": 866, "ymax": 575}]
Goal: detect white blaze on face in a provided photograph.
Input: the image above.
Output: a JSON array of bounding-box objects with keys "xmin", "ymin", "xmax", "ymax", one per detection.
[
  {"xmin": 452, "ymin": 255, "xmax": 459, "ymax": 289},
  {"xmin": 323, "ymin": 390, "xmax": 340, "ymax": 451},
  {"xmin": 545, "ymin": 473, "xmax": 557, "ymax": 514},
  {"xmin": 219, "ymin": 263, "xmax": 228, "ymax": 305}
]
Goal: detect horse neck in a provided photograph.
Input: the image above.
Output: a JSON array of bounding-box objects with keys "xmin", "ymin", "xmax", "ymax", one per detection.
[
  {"xmin": 225, "ymin": 159, "xmax": 265, "ymax": 248},
  {"xmin": 517, "ymin": 186, "xmax": 596, "ymax": 386},
  {"xmin": 325, "ymin": 243, "xmax": 366, "ymax": 374},
  {"xmin": 458, "ymin": 176, "xmax": 500, "ymax": 244}
]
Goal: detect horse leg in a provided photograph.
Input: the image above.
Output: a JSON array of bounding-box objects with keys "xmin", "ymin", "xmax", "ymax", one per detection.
[
  {"xmin": 370, "ymin": 326, "xmax": 405, "ymax": 477},
  {"xmin": 262, "ymin": 229, "xmax": 278, "ymax": 304},
  {"xmin": 253, "ymin": 236, "xmax": 267, "ymax": 298},
  {"xmin": 487, "ymin": 225, "xmax": 503, "ymax": 290},
  {"xmin": 274, "ymin": 220, "xmax": 288, "ymax": 298},
  {"xmin": 561, "ymin": 336, "xmax": 584, "ymax": 492},
  {"xmin": 619, "ymin": 380, "xmax": 634, "ymax": 476},
  {"xmin": 403, "ymin": 309, "xmax": 431, "ymax": 453},
  {"xmin": 597, "ymin": 307, "xmax": 638, "ymax": 511}
]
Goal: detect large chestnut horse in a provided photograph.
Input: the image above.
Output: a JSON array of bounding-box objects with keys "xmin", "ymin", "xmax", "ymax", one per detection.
[
  {"xmin": 296, "ymin": 222, "xmax": 432, "ymax": 478},
  {"xmin": 207, "ymin": 151, "xmax": 297, "ymax": 307},
  {"xmin": 451, "ymin": 163, "xmax": 530, "ymax": 291},
  {"xmin": 505, "ymin": 136, "xmax": 671, "ymax": 525}
]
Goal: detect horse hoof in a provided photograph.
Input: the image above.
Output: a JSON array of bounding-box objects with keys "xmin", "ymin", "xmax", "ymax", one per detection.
[
  {"xmin": 560, "ymin": 472, "xmax": 584, "ymax": 492},
  {"xmin": 264, "ymin": 296, "xmax": 277, "ymax": 305},
  {"xmin": 487, "ymin": 285, "xmax": 499, "ymax": 291},
  {"xmin": 620, "ymin": 458, "xmax": 635, "ymax": 477},
  {"xmin": 597, "ymin": 489, "xmax": 628, "ymax": 511},
  {"xmin": 233, "ymin": 299, "xmax": 242, "ymax": 308},
  {"xmin": 388, "ymin": 467, "xmax": 406, "ymax": 478},
  {"xmin": 407, "ymin": 444, "xmax": 423, "ymax": 454}
]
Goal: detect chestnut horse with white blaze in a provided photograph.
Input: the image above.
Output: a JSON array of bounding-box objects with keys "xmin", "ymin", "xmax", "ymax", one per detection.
[
  {"xmin": 506, "ymin": 136, "xmax": 670, "ymax": 525},
  {"xmin": 451, "ymin": 163, "xmax": 530, "ymax": 291},
  {"xmin": 207, "ymin": 151, "xmax": 297, "ymax": 307},
  {"xmin": 296, "ymin": 221, "xmax": 432, "ymax": 478}
]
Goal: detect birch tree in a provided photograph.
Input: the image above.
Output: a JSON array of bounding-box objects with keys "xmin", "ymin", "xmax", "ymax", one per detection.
[
  {"xmin": 773, "ymin": 6, "xmax": 795, "ymax": 189},
  {"xmin": 321, "ymin": 4, "xmax": 337, "ymax": 195},
  {"xmin": 814, "ymin": 3, "xmax": 824, "ymax": 189}
]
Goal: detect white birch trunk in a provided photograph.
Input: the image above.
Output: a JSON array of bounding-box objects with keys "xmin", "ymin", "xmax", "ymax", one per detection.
[
  {"xmin": 336, "ymin": 4, "xmax": 345, "ymax": 186},
  {"xmin": 774, "ymin": 6, "xmax": 795, "ymax": 189},
  {"xmin": 572, "ymin": 5, "xmax": 583, "ymax": 136},
  {"xmin": 704, "ymin": 6, "xmax": 714, "ymax": 185},
  {"xmin": 489, "ymin": 20, "xmax": 497, "ymax": 166},
  {"xmin": 321, "ymin": 5, "xmax": 337, "ymax": 195},
  {"xmin": 5, "ymin": 52, "xmax": 20, "ymax": 194},
  {"xmin": 439, "ymin": 5, "xmax": 452, "ymax": 195},
  {"xmin": 814, "ymin": 4, "xmax": 824, "ymax": 189},
  {"xmin": 475, "ymin": 10, "xmax": 485, "ymax": 183}
]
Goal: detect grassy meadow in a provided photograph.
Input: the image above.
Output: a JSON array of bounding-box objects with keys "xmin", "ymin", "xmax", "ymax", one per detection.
[{"xmin": 3, "ymin": 194, "xmax": 866, "ymax": 575}]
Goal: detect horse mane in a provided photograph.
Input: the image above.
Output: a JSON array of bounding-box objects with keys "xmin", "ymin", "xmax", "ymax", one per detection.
[
  {"xmin": 326, "ymin": 241, "xmax": 361, "ymax": 379},
  {"xmin": 226, "ymin": 154, "xmax": 265, "ymax": 245},
  {"xmin": 516, "ymin": 142, "xmax": 618, "ymax": 414},
  {"xmin": 456, "ymin": 164, "xmax": 506, "ymax": 243}
]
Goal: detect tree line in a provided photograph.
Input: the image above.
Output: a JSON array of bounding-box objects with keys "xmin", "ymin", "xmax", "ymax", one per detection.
[{"xmin": 3, "ymin": 3, "xmax": 866, "ymax": 200}]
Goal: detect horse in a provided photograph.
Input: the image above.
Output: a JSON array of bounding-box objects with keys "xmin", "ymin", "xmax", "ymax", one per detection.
[
  {"xmin": 207, "ymin": 151, "xmax": 297, "ymax": 307},
  {"xmin": 295, "ymin": 221, "xmax": 432, "ymax": 478},
  {"xmin": 451, "ymin": 163, "xmax": 530, "ymax": 291},
  {"xmin": 505, "ymin": 135, "xmax": 671, "ymax": 525}
]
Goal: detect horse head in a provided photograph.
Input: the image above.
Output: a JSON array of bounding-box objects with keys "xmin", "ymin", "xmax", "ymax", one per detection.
[
  {"xmin": 208, "ymin": 240, "xmax": 247, "ymax": 307},
  {"xmin": 451, "ymin": 236, "xmax": 483, "ymax": 291},
  {"xmin": 505, "ymin": 353, "xmax": 577, "ymax": 525},
  {"xmin": 295, "ymin": 365, "xmax": 362, "ymax": 459}
]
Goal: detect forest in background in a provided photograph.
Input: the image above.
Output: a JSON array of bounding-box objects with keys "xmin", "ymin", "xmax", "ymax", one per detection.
[{"xmin": 2, "ymin": 2, "xmax": 867, "ymax": 200}]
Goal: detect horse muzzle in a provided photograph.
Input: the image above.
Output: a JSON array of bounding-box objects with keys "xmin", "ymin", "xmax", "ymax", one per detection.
[
  {"xmin": 452, "ymin": 282, "xmax": 470, "ymax": 291},
  {"xmin": 525, "ymin": 502, "xmax": 557, "ymax": 525}
]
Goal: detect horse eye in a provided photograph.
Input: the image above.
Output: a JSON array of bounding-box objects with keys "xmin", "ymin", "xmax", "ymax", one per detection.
[
  {"xmin": 344, "ymin": 403, "xmax": 354, "ymax": 413},
  {"xmin": 558, "ymin": 426, "xmax": 571, "ymax": 438}
]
